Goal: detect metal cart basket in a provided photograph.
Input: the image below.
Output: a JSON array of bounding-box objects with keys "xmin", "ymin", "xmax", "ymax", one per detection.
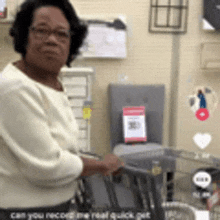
[
  {"xmin": 74, "ymin": 149, "xmax": 220, "ymax": 220},
  {"xmin": 120, "ymin": 148, "xmax": 220, "ymax": 220}
]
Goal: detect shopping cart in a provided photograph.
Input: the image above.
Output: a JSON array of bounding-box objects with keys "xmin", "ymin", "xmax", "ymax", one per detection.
[
  {"xmin": 119, "ymin": 148, "xmax": 220, "ymax": 220},
  {"xmin": 75, "ymin": 165, "xmax": 165, "ymax": 220},
  {"xmin": 74, "ymin": 149, "xmax": 220, "ymax": 220}
]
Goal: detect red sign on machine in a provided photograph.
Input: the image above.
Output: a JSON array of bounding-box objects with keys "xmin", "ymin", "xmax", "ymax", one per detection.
[{"xmin": 123, "ymin": 106, "xmax": 147, "ymax": 143}]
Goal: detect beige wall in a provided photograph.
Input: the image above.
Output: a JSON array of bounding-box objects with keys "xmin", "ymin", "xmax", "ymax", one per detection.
[
  {"xmin": 1, "ymin": 0, "xmax": 219, "ymax": 156},
  {"xmin": 0, "ymin": 25, "xmax": 18, "ymax": 66},
  {"xmin": 177, "ymin": 0, "xmax": 220, "ymax": 156},
  {"xmin": 71, "ymin": 0, "xmax": 172, "ymax": 155}
]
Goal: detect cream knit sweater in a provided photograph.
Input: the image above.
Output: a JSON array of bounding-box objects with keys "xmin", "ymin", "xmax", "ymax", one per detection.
[{"xmin": 0, "ymin": 63, "xmax": 84, "ymax": 208}]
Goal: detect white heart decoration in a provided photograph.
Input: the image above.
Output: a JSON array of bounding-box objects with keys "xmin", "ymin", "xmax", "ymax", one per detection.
[{"xmin": 193, "ymin": 133, "xmax": 212, "ymax": 149}]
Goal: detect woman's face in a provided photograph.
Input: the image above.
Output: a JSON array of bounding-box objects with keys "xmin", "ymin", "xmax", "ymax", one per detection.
[{"xmin": 25, "ymin": 6, "xmax": 71, "ymax": 73}]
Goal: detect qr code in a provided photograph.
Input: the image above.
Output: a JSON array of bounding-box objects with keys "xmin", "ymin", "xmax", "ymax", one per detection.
[{"xmin": 128, "ymin": 121, "xmax": 141, "ymax": 130}]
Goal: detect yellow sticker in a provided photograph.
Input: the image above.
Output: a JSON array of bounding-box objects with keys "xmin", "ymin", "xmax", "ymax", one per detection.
[{"xmin": 83, "ymin": 107, "xmax": 92, "ymax": 120}]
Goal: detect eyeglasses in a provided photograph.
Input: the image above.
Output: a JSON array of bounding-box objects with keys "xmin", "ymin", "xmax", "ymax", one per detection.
[{"xmin": 29, "ymin": 26, "xmax": 73, "ymax": 42}]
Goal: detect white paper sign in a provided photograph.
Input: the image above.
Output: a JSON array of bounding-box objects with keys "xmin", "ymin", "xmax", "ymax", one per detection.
[
  {"xmin": 123, "ymin": 106, "xmax": 147, "ymax": 143},
  {"xmin": 80, "ymin": 17, "xmax": 127, "ymax": 58}
]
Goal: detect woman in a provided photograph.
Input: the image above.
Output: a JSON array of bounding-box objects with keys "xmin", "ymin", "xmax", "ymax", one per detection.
[{"xmin": 0, "ymin": 0, "xmax": 123, "ymax": 219}]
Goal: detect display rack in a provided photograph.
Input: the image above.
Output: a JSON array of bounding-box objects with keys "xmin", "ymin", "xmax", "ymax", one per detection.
[
  {"xmin": 61, "ymin": 67, "xmax": 95, "ymax": 152},
  {"xmin": 201, "ymin": 42, "xmax": 220, "ymax": 70},
  {"xmin": 149, "ymin": 0, "xmax": 189, "ymax": 34}
]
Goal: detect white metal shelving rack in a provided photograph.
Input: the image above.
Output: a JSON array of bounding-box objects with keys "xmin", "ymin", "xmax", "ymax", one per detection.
[{"xmin": 61, "ymin": 66, "xmax": 95, "ymax": 152}]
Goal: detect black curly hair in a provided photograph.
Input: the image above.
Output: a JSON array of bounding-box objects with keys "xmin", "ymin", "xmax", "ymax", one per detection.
[{"xmin": 9, "ymin": 0, "xmax": 88, "ymax": 67}]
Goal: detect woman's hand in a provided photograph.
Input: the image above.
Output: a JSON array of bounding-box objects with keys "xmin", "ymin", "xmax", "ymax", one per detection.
[
  {"xmin": 80, "ymin": 154, "xmax": 124, "ymax": 177},
  {"xmin": 101, "ymin": 154, "xmax": 124, "ymax": 176}
]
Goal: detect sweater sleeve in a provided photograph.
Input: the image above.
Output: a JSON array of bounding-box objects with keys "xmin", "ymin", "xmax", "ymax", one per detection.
[{"xmin": 0, "ymin": 81, "xmax": 84, "ymax": 188}]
